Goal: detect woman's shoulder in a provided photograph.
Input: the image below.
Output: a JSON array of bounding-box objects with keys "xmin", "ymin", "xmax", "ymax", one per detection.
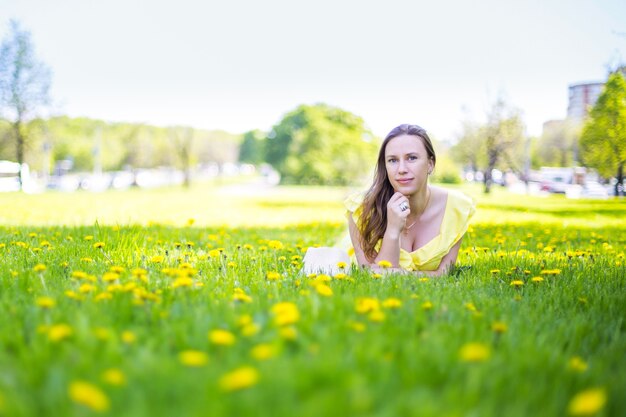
[
  {"xmin": 344, "ymin": 190, "xmax": 367, "ymax": 213},
  {"xmin": 435, "ymin": 186, "xmax": 476, "ymax": 226},
  {"xmin": 431, "ymin": 186, "xmax": 475, "ymax": 210}
]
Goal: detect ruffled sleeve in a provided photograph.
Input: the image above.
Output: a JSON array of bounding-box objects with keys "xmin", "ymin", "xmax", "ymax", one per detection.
[
  {"xmin": 442, "ymin": 189, "xmax": 476, "ymax": 250},
  {"xmin": 344, "ymin": 191, "xmax": 366, "ymax": 226}
]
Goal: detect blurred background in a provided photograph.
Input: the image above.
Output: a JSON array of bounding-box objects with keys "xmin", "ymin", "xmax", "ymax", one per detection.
[{"xmin": 1, "ymin": 0, "xmax": 625, "ymax": 197}]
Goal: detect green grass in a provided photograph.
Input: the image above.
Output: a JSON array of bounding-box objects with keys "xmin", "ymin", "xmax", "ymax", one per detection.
[{"xmin": 0, "ymin": 183, "xmax": 624, "ymax": 417}]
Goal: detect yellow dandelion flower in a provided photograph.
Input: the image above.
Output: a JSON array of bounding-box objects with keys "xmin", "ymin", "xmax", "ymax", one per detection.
[
  {"xmin": 491, "ymin": 321, "xmax": 508, "ymax": 333},
  {"xmin": 421, "ymin": 301, "xmax": 433, "ymax": 310},
  {"xmin": 279, "ymin": 326, "xmax": 298, "ymax": 340},
  {"xmin": 172, "ymin": 277, "xmax": 193, "ymax": 288},
  {"xmin": 93, "ymin": 242, "xmax": 105, "ymax": 249},
  {"xmin": 132, "ymin": 268, "xmax": 147, "ymax": 277},
  {"xmin": 250, "ymin": 344, "xmax": 277, "ymax": 361},
  {"xmin": 79, "ymin": 284, "xmax": 96, "ymax": 293},
  {"xmin": 464, "ymin": 302, "xmax": 477, "ymax": 312},
  {"xmin": 121, "ymin": 330, "xmax": 136, "ymax": 344},
  {"xmin": 568, "ymin": 388, "xmax": 606, "ymax": 415},
  {"xmin": 510, "ymin": 280, "xmax": 524, "ymax": 287},
  {"xmin": 102, "ymin": 272, "xmax": 120, "ymax": 282},
  {"xmin": 36, "ymin": 296, "xmax": 55, "ymax": 309},
  {"xmin": 209, "ymin": 329, "xmax": 236, "ymax": 346},
  {"xmin": 368, "ymin": 310, "xmax": 385, "ymax": 322},
  {"xmin": 314, "ymin": 274, "xmax": 331, "ymax": 282},
  {"xmin": 271, "ymin": 302, "xmax": 300, "ymax": 326},
  {"xmin": 219, "ymin": 366, "xmax": 259, "ymax": 392},
  {"xmin": 65, "ymin": 290, "xmax": 82, "ymax": 300},
  {"xmin": 33, "ymin": 264, "xmax": 46, "ymax": 273},
  {"xmin": 237, "ymin": 314, "xmax": 252, "ymax": 327},
  {"xmin": 233, "ymin": 292, "xmax": 252, "ymax": 303},
  {"xmin": 372, "ymin": 273, "xmax": 383, "ymax": 279},
  {"xmin": 347, "ymin": 321, "xmax": 366, "ymax": 332},
  {"xmin": 459, "ymin": 343, "xmax": 491, "ymax": 362},
  {"xmin": 101, "ymin": 368, "xmax": 126, "ymax": 386},
  {"xmin": 568, "ymin": 356, "xmax": 588, "ymax": 373},
  {"xmin": 531, "ymin": 276, "xmax": 544, "ymax": 283},
  {"xmin": 315, "ymin": 283, "xmax": 333, "ymax": 297},
  {"xmin": 68, "ymin": 381, "xmax": 110, "ymax": 412},
  {"xmin": 80, "ymin": 257, "xmax": 93, "ymax": 263},
  {"xmin": 334, "ymin": 273, "xmax": 347, "ymax": 279},
  {"xmin": 179, "ymin": 350, "xmax": 209, "ymax": 367},
  {"xmin": 241, "ymin": 323, "xmax": 260, "ymax": 337},
  {"xmin": 382, "ymin": 298, "xmax": 402, "ymax": 309},
  {"xmin": 48, "ymin": 324, "xmax": 73, "ymax": 342},
  {"xmin": 94, "ymin": 292, "xmax": 113, "ymax": 302},
  {"xmin": 355, "ymin": 297, "xmax": 380, "ymax": 314},
  {"xmin": 150, "ymin": 255, "xmax": 164, "ymax": 263},
  {"xmin": 377, "ymin": 260, "xmax": 392, "ymax": 268},
  {"xmin": 266, "ymin": 271, "xmax": 281, "ymax": 281},
  {"xmin": 268, "ymin": 240, "xmax": 283, "ymax": 250},
  {"xmin": 336, "ymin": 261, "xmax": 347, "ymax": 269},
  {"xmin": 71, "ymin": 270, "xmax": 88, "ymax": 280},
  {"xmin": 419, "ymin": 277, "xmax": 429, "ymax": 283},
  {"xmin": 83, "ymin": 235, "xmax": 94, "ymax": 241},
  {"xmin": 227, "ymin": 261, "xmax": 237, "ymax": 268},
  {"xmin": 109, "ymin": 266, "xmax": 125, "ymax": 274}
]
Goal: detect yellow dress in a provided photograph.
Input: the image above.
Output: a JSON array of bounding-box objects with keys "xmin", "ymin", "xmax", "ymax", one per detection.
[{"xmin": 344, "ymin": 189, "xmax": 476, "ymax": 271}]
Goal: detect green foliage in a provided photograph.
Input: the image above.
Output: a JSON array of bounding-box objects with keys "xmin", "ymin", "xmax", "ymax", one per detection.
[
  {"xmin": 535, "ymin": 120, "xmax": 581, "ymax": 167},
  {"xmin": 238, "ymin": 130, "xmax": 265, "ymax": 164},
  {"xmin": 266, "ymin": 104, "xmax": 379, "ymax": 185},
  {"xmin": 0, "ymin": 19, "xmax": 51, "ymax": 187},
  {"xmin": 451, "ymin": 100, "xmax": 527, "ymax": 193},
  {"xmin": 431, "ymin": 153, "xmax": 462, "ymax": 184},
  {"xmin": 580, "ymin": 72, "xmax": 626, "ymax": 192},
  {"xmin": 0, "ymin": 116, "xmax": 242, "ymax": 172}
]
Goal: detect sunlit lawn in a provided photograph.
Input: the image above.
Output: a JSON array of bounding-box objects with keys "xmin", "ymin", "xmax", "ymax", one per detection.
[{"xmin": 0, "ymin": 181, "xmax": 624, "ymax": 417}]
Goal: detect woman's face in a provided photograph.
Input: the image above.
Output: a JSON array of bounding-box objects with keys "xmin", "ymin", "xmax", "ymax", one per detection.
[{"xmin": 384, "ymin": 134, "xmax": 433, "ymax": 196}]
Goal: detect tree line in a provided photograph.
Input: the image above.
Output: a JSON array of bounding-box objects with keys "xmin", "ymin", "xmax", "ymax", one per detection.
[{"xmin": 1, "ymin": 19, "xmax": 625, "ymax": 193}]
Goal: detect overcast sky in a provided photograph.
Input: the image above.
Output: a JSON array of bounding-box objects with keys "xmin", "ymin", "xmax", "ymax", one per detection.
[{"xmin": 2, "ymin": 0, "xmax": 625, "ymax": 141}]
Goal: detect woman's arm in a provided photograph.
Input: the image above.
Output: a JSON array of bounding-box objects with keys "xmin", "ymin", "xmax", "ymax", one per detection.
[
  {"xmin": 418, "ymin": 237, "xmax": 463, "ymax": 277},
  {"xmin": 348, "ymin": 215, "xmax": 403, "ymax": 268}
]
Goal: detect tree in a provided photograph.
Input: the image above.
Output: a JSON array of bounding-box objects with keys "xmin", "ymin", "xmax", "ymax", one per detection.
[
  {"xmin": 265, "ymin": 103, "xmax": 378, "ymax": 185},
  {"xmin": 169, "ymin": 126, "xmax": 194, "ymax": 188},
  {"xmin": 238, "ymin": 129, "xmax": 265, "ymax": 165},
  {"xmin": 0, "ymin": 20, "xmax": 51, "ymax": 189},
  {"xmin": 536, "ymin": 120, "xmax": 581, "ymax": 167},
  {"xmin": 451, "ymin": 121, "xmax": 484, "ymax": 174},
  {"xmin": 451, "ymin": 99, "xmax": 526, "ymax": 193},
  {"xmin": 580, "ymin": 72, "xmax": 626, "ymax": 196}
]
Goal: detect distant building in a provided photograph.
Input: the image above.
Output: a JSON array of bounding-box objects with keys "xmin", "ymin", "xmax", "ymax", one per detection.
[{"xmin": 567, "ymin": 82, "xmax": 604, "ymax": 120}]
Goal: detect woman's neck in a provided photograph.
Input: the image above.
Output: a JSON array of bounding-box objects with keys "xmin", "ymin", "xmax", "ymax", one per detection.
[{"xmin": 408, "ymin": 185, "xmax": 431, "ymax": 219}]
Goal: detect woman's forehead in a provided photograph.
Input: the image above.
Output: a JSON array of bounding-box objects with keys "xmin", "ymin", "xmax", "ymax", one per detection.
[{"xmin": 385, "ymin": 134, "xmax": 426, "ymax": 155}]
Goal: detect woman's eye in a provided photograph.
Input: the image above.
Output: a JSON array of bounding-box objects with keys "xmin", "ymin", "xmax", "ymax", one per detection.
[{"xmin": 409, "ymin": 155, "xmax": 418, "ymax": 161}]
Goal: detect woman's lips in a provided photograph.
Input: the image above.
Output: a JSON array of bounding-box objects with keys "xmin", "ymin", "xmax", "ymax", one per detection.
[{"xmin": 396, "ymin": 178, "xmax": 413, "ymax": 184}]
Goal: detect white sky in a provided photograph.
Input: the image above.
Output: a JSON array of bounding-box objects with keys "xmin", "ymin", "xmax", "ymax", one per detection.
[{"xmin": 2, "ymin": 0, "xmax": 625, "ymax": 142}]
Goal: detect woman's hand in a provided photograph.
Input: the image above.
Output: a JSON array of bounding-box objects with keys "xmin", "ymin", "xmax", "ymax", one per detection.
[{"xmin": 386, "ymin": 192, "xmax": 410, "ymax": 237}]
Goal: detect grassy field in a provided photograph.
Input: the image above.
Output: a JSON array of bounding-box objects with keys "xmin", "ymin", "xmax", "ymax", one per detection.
[{"xmin": 0, "ymin": 182, "xmax": 624, "ymax": 417}]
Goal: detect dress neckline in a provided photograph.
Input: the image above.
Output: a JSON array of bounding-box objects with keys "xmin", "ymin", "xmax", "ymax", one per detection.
[{"xmin": 403, "ymin": 191, "xmax": 450, "ymax": 254}]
